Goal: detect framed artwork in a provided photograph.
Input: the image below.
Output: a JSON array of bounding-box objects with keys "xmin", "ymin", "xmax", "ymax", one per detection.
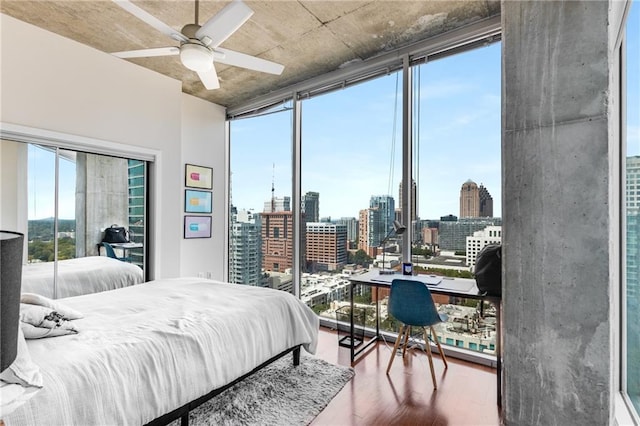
[
  {"xmin": 185, "ymin": 164, "xmax": 213, "ymax": 190},
  {"xmin": 185, "ymin": 189, "xmax": 212, "ymax": 214},
  {"xmin": 184, "ymin": 216, "xmax": 212, "ymax": 239}
]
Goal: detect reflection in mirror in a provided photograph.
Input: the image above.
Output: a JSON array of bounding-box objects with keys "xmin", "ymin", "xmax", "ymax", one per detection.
[{"xmin": 0, "ymin": 139, "xmax": 147, "ymax": 299}]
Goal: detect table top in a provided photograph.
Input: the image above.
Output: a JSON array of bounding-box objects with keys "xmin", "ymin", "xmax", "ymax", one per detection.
[
  {"xmin": 348, "ymin": 269, "xmax": 483, "ymax": 298},
  {"xmin": 109, "ymin": 242, "xmax": 143, "ymax": 248}
]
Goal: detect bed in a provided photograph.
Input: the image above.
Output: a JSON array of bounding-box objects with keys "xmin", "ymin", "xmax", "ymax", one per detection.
[
  {"xmin": 21, "ymin": 256, "xmax": 144, "ymax": 299},
  {"xmin": 2, "ymin": 277, "xmax": 319, "ymax": 425}
]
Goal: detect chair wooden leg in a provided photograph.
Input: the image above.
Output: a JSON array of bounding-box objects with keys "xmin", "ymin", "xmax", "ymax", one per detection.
[
  {"xmin": 422, "ymin": 327, "xmax": 437, "ymax": 389},
  {"xmin": 401, "ymin": 326, "xmax": 411, "ymax": 358},
  {"xmin": 386, "ymin": 325, "xmax": 406, "ymax": 375},
  {"xmin": 430, "ymin": 326, "xmax": 448, "ymax": 370}
]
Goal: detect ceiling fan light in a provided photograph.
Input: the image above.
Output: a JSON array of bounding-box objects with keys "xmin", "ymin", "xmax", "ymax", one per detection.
[{"xmin": 180, "ymin": 44, "xmax": 213, "ymax": 72}]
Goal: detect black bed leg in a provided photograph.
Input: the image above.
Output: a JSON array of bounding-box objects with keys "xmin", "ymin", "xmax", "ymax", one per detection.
[
  {"xmin": 180, "ymin": 412, "xmax": 189, "ymax": 426},
  {"xmin": 293, "ymin": 346, "xmax": 301, "ymax": 366}
]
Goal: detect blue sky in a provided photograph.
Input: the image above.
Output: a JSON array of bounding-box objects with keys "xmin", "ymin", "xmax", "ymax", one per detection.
[{"xmin": 28, "ymin": 145, "xmax": 76, "ymax": 220}]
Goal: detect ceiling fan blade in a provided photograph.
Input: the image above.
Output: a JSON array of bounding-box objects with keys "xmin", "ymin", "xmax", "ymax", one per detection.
[
  {"xmin": 197, "ymin": 67, "xmax": 220, "ymax": 90},
  {"xmin": 112, "ymin": 47, "xmax": 180, "ymax": 59},
  {"xmin": 113, "ymin": 0, "xmax": 188, "ymax": 43},
  {"xmin": 195, "ymin": 0, "xmax": 253, "ymax": 48},
  {"xmin": 215, "ymin": 48, "xmax": 284, "ymax": 75}
]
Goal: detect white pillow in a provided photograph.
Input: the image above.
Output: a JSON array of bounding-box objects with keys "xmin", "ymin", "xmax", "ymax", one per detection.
[
  {"xmin": 0, "ymin": 326, "xmax": 43, "ymax": 388},
  {"xmin": 20, "ymin": 293, "xmax": 83, "ymax": 319}
]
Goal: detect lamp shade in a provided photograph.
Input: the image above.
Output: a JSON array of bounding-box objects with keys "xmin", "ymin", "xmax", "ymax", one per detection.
[
  {"xmin": 392, "ymin": 220, "xmax": 406, "ymax": 235},
  {"xmin": 1, "ymin": 231, "xmax": 24, "ymax": 372}
]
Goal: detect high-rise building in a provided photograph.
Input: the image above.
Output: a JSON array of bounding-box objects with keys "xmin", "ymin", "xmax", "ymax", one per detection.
[
  {"xmin": 479, "ymin": 184, "xmax": 494, "ymax": 217},
  {"xmin": 626, "ymin": 156, "xmax": 640, "ymax": 397},
  {"xmin": 229, "ymin": 208, "xmax": 262, "ymax": 286},
  {"xmin": 460, "ymin": 180, "xmax": 480, "ymax": 218},
  {"xmin": 370, "ymin": 195, "xmax": 395, "ymax": 243},
  {"xmin": 261, "ymin": 210, "xmax": 294, "ymax": 272},
  {"xmin": 460, "ymin": 180, "xmax": 494, "ymax": 218},
  {"xmin": 302, "ymin": 191, "xmax": 319, "ymax": 223},
  {"xmin": 439, "ymin": 217, "xmax": 502, "ymax": 252},
  {"xmin": 399, "ymin": 180, "xmax": 417, "ymax": 223},
  {"xmin": 305, "ymin": 222, "xmax": 347, "ymax": 272},
  {"xmin": 625, "ymin": 156, "xmax": 640, "ymax": 308},
  {"xmin": 337, "ymin": 217, "xmax": 358, "ymax": 243},
  {"xmin": 466, "ymin": 225, "xmax": 502, "ymax": 267},
  {"xmin": 357, "ymin": 209, "xmax": 370, "ymax": 254}
]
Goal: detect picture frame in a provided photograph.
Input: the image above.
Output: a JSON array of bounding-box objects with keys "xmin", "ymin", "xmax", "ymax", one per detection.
[
  {"xmin": 184, "ymin": 215, "xmax": 212, "ymax": 239},
  {"xmin": 185, "ymin": 189, "xmax": 212, "ymax": 214},
  {"xmin": 185, "ymin": 164, "xmax": 213, "ymax": 190}
]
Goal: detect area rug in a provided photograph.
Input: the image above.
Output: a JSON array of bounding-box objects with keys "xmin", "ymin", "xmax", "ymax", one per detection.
[{"xmin": 170, "ymin": 353, "xmax": 354, "ymax": 426}]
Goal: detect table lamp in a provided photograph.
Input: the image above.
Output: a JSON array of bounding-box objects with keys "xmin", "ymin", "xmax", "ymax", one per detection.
[
  {"xmin": 1, "ymin": 231, "xmax": 24, "ymax": 372},
  {"xmin": 379, "ymin": 220, "xmax": 406, "ymax": 275}
]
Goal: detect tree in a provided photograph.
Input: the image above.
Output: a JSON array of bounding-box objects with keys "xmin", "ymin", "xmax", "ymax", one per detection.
[
  {"xmin": 352, "ymin": 249, "xmax": 372, "ymax": 267},
  {"xmin": 411, "ymin": 246, "xmax": 433, "ymax": 258}
]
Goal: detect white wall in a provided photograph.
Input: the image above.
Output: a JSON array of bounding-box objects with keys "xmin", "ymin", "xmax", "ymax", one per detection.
[
  {"xmin": 180, "ymin": 94, "xmax": 227, "ymax": 280},
  {"xmin": 0, "ymin": 14, "xmax": 227, "ymax": 279}
]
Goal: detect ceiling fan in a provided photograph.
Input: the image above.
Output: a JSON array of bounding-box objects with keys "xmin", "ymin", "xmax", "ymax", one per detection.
[{"xmin": 111, "ymin": 0, "xmax": 284, "ymax": 90}]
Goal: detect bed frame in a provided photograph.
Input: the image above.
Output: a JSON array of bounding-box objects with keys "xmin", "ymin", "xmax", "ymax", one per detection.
[{"xmin": 147, "ymin": 345, "xmax": 302, "ymax": 426}]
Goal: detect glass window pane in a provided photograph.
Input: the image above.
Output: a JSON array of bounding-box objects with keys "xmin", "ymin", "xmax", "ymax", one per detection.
[
  {"xmin": 229, "ymin": 104, "xmax": 293, "ymax": 292},
  {"xmin": 27, "ymin": 144, "xmax": 57, "ymax": 263},
  {"xmin": 414, "ymin": 42, "xmax": 501, "ymax": 354},
  {"xmin": 625, "ymin": 0, "xmax": 640, "ymax": 415},
  {"xmin": 300, "ymin": 73, "xmax": 402, "ymax": 318}
]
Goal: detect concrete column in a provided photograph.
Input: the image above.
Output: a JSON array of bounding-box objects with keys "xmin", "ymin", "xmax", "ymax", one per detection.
[
  {"xmin": 502, "ymin": 1, "xmax": 622, "ymax": 424},
  {"xmin": 76, "ymin": 153, "xmax": 128, "ymax": 256}
]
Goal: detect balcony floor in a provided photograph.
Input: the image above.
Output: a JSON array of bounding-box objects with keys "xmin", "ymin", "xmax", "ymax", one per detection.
[{"xmin": 310, "ymin": 327, "xmax": 501, "ymax": 426}]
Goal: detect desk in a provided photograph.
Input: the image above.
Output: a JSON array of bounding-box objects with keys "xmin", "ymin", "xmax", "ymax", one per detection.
[
  {"xmin": 98, "ymin": 242, "xmax": 143, "ymax": 260},
  {"xmin": 347, "ymin": 269, "xmax": 502, "ymax": 405}
]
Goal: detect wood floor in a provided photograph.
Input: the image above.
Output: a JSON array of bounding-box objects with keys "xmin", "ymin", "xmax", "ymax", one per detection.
[{"xmin": 310, "ymin": 327, "xmax": 501, "ymax": 426}]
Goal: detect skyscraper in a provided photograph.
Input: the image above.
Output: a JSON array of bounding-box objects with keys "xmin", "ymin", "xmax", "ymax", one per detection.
[
  {"xmin": 229, "ymin": 208, "xmax": 262, "ymax": 286},
  {"xmin": 357, "ymin": 209, "xmax": 371, "ymax": 255},
  {"xmin": 261, "ymin": 210, "xmax": 294, "ymax": 272},
  {"xmin": 302, "ymin": 191, "xmax": 319, "ymax": 223},
  {"xmin": 336, "ymin": 217, "xmax": 358, "ymax": 244},
  {"xmin": 305, "ymin": 222, "xmax": 347, "ymax": 272},
  {"xmin": 460, "ymin": 180, "xmax": 480, "ymax": 218},
  {"xmin": 627, "ymin": 155, "xmax": 640, "ymax": 399},
  {"xmin": 370, "ymin": 195, "xmax": 395, "ymax": 243},
  {"xmin": 261, "ymin": 193, "xmax": 305, "ymax": 274},
  {"xmin": 479, "ymin": 184, "xmax": 494, "ymax": 217}
]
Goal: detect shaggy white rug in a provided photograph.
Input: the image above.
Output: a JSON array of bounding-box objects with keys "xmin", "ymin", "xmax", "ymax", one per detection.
[{"xmin": 171, "ymin": 353, "xmax": 354, "ymax": 426}]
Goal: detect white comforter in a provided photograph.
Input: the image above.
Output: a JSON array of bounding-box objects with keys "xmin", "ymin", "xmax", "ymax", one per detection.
[
  {"xmin": 21, "ymin": 256, "xmax": 144, "ymax": 299},
  {"xmin": 4, "ymin": 278, "xmax": 319, "ymax": 426}
]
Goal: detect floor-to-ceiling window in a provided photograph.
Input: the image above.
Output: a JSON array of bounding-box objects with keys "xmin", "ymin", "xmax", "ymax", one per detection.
[
  {"xmin": 624, "ymin": 0, "xmax": 639, "ymax": 418},
  {"xmin": 413, "ymin": 42, "xmax": 501, "ymax": 355},
  {"xmin": 228, "ymin": 103, "xmax": 294, "ymax": 293},
  {"xmin": 226, "ymin": 25, "xmax": 500, "ymax": 364},
  {"xmin": 300, "ymin": 73, "xmax": 402, "ymax": 317}
]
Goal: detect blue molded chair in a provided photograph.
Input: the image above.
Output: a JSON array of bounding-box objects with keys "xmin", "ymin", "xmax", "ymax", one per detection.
[
  {"xmin": 386, "ymin": 278, "xmax": 449, "ymax": 389},
  {"xmin": 101, "ymin": 242, "xmax": 130, "ymax": 262}
]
